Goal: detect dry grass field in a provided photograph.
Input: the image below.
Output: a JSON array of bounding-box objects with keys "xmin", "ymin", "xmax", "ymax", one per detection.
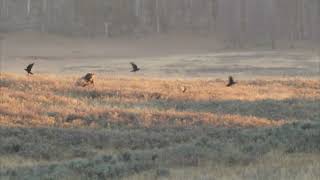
[
  {"xmin": 0, "ymin": 32, "xmax": 319, "ymax": 179},
  {"xmin": 0, "ymin": 72, "xmax": 319, "ymax": 180}
]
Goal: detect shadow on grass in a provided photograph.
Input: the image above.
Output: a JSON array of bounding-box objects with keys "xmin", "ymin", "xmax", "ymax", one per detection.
[
  {"xmin": 56, "ymin": 90, "xmax": 320, "ymax": 122},
  {"xmin": 142, "ymin": 98, "xmax": 320, "ymax": 121},
  {"xmin": 60, "ymin": 88, "xmax": 162, "ymax": 101},
  {"xmin": 54, "ymin": 86, "xmax": 319, "ymax": 122}
]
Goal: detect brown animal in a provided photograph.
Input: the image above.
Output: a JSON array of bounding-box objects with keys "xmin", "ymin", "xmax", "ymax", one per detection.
[{"xmin": 76, "ymin": 73, "xmax": 95, "ymax": 87}]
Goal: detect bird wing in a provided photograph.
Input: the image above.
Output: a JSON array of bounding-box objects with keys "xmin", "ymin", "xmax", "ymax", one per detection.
[
  {"xmin": 84, "ymin": 73, "xmax": 93, "ymax": 81},
  {"xmin": 130, "ymin": 62, "xmax": 138, "ymax": 70},
  {"xmin": 229, "ymin": 76, "xmax": 233, "ymax": 83},
  {"xmin": 27, "ymin": 63, "xmax": 34, "ymax": 71}
]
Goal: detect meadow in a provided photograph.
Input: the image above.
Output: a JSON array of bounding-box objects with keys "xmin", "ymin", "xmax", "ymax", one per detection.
[
  {"xmin": 0, "ymin": 73, "xmax": 319, "ymax": 180},
  {"xmin": 0, "ymin": 32, "xmax": 319, "ymax": 179}
]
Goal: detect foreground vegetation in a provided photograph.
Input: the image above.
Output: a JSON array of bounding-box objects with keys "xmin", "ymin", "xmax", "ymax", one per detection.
[{"xmin": 0, "ymin": 73, "xmax": 319, "ymax": 179}]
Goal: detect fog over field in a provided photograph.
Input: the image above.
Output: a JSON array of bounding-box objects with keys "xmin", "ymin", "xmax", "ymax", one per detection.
[
  {"xmin": 1, "ymin": 32, "xmax": 319, "ymax": 79},
  {"xmin": 0, "ymin": 1, "xmax": 319, "ymax": 180}
]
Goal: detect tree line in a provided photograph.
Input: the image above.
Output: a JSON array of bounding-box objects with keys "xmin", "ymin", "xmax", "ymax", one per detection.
[{"xmin": 0, "ymin": 0, "xmax": 319, "ymax": 46}]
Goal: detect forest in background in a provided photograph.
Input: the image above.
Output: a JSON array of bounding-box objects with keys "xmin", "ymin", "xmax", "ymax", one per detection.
[{"xmin": 0, "ymin": 0, "xmax": 319, "ymax": 48}]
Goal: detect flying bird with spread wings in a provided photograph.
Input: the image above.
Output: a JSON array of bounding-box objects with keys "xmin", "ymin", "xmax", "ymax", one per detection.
[
  {"xmin": 130, "ymin": 62, "xmax": 140, "ymax": 72},
  {"xmin": 226, "ymin": 76, "xmax": 236, "ymax": 87},
  {"xmin": 25, "ymin": 63, "xmax": 34, "ymax": 75}
]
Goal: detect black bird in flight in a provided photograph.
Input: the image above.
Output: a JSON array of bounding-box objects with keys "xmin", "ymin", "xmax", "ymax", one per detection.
[
  {"xmin": 130, "ymin": 62, "xmax": 140, "ymax": 72},
  {"xmin": 25, "ymin": 63, "xmax": 34, "ymax": 75},
  {"xmin": 226, "ymin": 76, "xmax": 236, "ymax": 87}
]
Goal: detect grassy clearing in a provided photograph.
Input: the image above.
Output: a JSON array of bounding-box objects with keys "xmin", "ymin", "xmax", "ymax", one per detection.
[
  {"xmin": 0, "ymin": 73, "xmax": 319, "ymax": 179},
  {"xmin": 1, "ymin": 73, "xmax": 319, "ymax": 128},
  {"xmin": 127, "ymin": 152, "xmax": 320, "ymax": 180}
]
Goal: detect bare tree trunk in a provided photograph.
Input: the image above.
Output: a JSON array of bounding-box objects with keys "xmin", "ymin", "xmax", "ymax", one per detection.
[
  {"xmin": 270, "ymin": 0, "xmax": 276, "ymax": 49},
  {"xmin": 41, "ymin": 0, "xmax": 47, "ymax": 32},
  {"xmin": 155, "ymin": 0, "xmax": 160, "ymax": 33},
  {"xmin": 240, "ymin": 0, "xmax": 247, "ymax": 48},
  {"xmin": 27, "ymin": 0, "xmax": 31, "ymax": 16},
  {"xmin": 2, "ymin": 0, "xmax": 9, "ymax": 17},
  {"xmin": 0, "ymin": 36, "xmax": 4, "ymax": 74},
  {"xmin": 135, "ymin": 0, "xmax": 140, "ymax": 17},
  {"xmin": 299, "ymin": 0, "xmax": 304, "ymax": 40},
  {"xmin": 210, "ymin": 0, "xmax": 218, "ymax": 33},
  {"xmin": 296, "ymin": 0, "xmax": 302, "ymax": 40},
  {"xmin": 0, "ymin": 0, "xmax": 2, "ymax": 17},
  {"xmin": 318, "ymin": 1, "xmax": 320, "ymax": 41}
]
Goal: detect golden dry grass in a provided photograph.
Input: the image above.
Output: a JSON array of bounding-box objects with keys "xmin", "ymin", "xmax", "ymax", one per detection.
[
  {"xmin": 0, "ymin": 73, "xmax": 319, "ymax": 179},
  {"xmin": 1, "ymin": 73, "xmax": 319, "ymax": 129}
]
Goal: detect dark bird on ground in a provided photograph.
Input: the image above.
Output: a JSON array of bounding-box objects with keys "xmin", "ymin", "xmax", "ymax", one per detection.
[
  {"xmin": 130, "ymin": 62, "xmax": 140, "ymax": 72},
  {"xmin": 226, "ymin": 76, "xmax": 236, "ymax": 87},
  {"xmin": 25, "ymin": 63, "xmax": 34, "ymax": 75},
  {"xmin": 82, "ymin": 73, "xmax": 95, "ymax": 87},
  {"xmin": 152, "ymin": 154, "xmax": 158, "ymax": 162}
]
